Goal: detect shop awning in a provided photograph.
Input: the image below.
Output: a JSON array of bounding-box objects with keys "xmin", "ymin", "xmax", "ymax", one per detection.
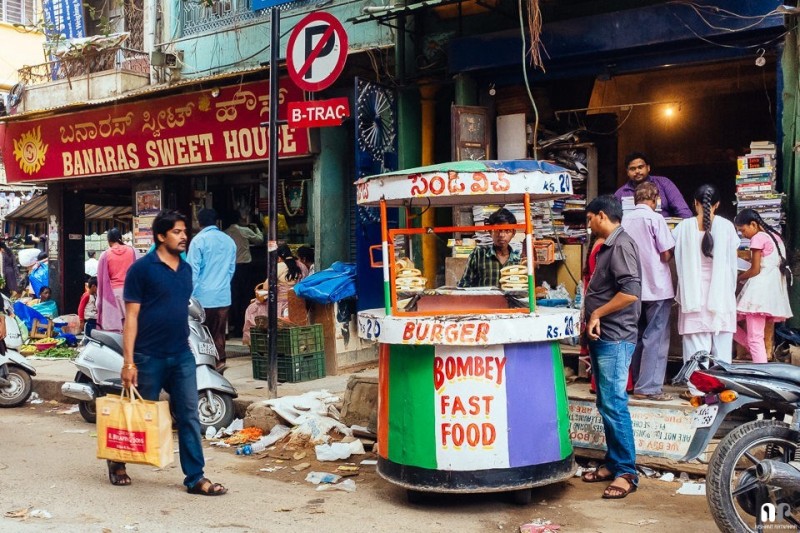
[{"xmin": 4, "ymin": 194, "xmax": 132, "ymax": 224}]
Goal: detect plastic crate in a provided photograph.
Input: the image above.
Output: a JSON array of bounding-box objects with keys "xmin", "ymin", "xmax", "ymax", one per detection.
[
  {"xmin": 277, "ymin": 324, "xmax": 324, "ymax": 356},
  {"xmin": 250, "ymin": 329, "xmax": 268, "ymax": 356},
  {"xmin": 278, "ymin": 351, "xmax": 325, "ymax": 383},
  {"xmin": 250, "ymin": 325, "xmax": 324, "ymax": 356},
  {"xmin": 251, "ymin": 355, "xmax": 271, "ymax": 381}
]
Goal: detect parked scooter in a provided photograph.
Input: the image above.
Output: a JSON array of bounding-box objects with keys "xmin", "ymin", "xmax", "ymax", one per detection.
[
  {"xmin": 61, "ymin": 298, "xmax": 237, "ymax": 433},
  {"xmin": 676, "ymin": 351, "xmax": 800, "ymax": 532},
  {"xmin": 0, "ymin": 293, "xmax": 36, "ymax": 407}
]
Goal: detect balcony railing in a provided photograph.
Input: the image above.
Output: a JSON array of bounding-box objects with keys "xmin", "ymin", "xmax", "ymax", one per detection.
[{"xmin": 17, "ymin": 47, "xmax": 150, "ymax": 87}]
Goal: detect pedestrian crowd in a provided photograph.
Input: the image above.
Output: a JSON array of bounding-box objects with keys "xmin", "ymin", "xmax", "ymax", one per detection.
[{"xmin": 580, "ymin": 152, "xmax": 793, "ymax": 500}]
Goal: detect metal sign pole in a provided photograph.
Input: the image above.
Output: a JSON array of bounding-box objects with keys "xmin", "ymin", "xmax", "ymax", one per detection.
[{"xmin": 267, "ymin": 6, "xmax": 280, "ymax": 398}]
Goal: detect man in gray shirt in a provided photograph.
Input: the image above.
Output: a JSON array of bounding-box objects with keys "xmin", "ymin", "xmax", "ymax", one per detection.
[{"xmin": 580, "ymin": 195, "xmax": 642, "ymax": 500}]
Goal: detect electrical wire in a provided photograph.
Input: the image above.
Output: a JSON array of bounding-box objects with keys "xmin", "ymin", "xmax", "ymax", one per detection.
[{"xmin": 518, "ymin": 0, "xmax": 540, "ymax": 159}]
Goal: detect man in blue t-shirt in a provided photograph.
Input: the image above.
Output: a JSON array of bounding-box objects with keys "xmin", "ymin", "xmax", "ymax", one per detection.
[{"xmin": 111, "ymin": 209, "xmax": 227, "ymax": 496}]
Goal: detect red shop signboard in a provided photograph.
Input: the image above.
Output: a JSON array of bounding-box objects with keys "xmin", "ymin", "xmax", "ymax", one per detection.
[{"xmin": 2, "ymin": 79, "xmax": 310, "ymax": 183}]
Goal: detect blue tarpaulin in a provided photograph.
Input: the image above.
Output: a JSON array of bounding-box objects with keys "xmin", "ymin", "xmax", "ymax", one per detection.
[{"xmin": 294, "ymin": 262, "xmax": 357, "ymax": 304}]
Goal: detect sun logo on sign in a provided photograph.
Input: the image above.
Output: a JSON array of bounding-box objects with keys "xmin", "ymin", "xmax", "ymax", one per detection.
[{"xmin": 13, "ymin": 126, "xmax": 48, "ymax": 175}]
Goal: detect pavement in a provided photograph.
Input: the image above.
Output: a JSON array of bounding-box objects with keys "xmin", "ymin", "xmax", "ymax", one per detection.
[{"xmin": 28, "ymin": 340, "xmax": 378, "ymax": 417}]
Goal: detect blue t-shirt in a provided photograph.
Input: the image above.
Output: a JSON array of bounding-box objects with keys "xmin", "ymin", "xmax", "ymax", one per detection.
[{"xmin": 123, "ymin": 251, "xmax": 192, "ymax": 357}]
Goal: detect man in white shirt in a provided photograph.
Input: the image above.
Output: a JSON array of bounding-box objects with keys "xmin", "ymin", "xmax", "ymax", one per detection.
[{"xmin": 84, "ymin": 250, "xmax": 99, "ymax": 278}]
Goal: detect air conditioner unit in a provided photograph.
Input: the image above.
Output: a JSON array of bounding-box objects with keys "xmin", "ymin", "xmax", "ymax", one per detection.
[{"xmin": 150, "ymin": 50, "xmax": 183, "ymax": 69}]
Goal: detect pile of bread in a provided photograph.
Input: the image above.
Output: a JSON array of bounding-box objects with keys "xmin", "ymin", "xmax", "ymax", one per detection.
[
  {"xmin": 499, "ymin": 264, "xmax": 528, "ymax": 291},
  {"xmin": 395, "ymin": 257, "xmax": 427, "ymax": 292}
]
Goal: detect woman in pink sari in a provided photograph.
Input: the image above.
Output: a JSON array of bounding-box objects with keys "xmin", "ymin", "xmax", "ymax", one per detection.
[{"xmin": 96, "ymin": 228, "xmax": 137, "ymax": 332}]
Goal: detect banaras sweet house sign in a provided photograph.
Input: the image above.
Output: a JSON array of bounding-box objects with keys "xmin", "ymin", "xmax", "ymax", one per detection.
[{"xmin": 1, "ymin": 79, "xmax": 310, "ymax": 183}]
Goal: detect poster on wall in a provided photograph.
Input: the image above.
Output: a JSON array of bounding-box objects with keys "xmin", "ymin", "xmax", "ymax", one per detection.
[
  {"xmin": 136, "ymin": 190, "xmax": 161, "ymax": 216},
  {"xmin": 133, "ymin": 216, "xmax": 155, "ymax": 252}
]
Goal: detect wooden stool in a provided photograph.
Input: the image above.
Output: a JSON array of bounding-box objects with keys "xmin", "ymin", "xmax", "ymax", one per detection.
[{"xmin": 30, "ymin": 318, "xmax": 53, "ymax": 340}]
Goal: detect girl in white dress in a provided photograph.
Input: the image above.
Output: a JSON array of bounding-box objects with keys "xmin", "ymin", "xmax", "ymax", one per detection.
[
  {"xmin": 733, "ymin": 209, "xmax": 793, "ymax": 363},
  {"xmin": 673, "ymin": 184, "xmax": 740, "ymax": 365}
]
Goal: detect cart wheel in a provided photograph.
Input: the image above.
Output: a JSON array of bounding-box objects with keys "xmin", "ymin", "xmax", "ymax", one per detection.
[
  {"xmin": 406, "ymin": 489, "xmax": 425, "ymax": 504},
  {"xmin": 510, "ymin": 488, "xmax": 532, "ymax": 505}
]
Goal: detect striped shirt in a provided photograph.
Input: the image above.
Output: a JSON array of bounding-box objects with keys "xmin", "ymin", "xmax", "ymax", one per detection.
[{"xmin": 457, "ymin": 245, "xmax": 521, "ymax": 288}]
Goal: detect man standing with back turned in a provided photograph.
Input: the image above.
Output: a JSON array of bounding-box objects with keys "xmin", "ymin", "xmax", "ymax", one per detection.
[
  {"xmin": 580, "ymin": 195, "xmax": 642, "ymax": 499},
  {"xmin": 113, "ymin": 209, "xmax": 227, "ymax": 496},
  {"xmin": 187, "ymin": 208, "xmax": 236, "ymax": 372}
]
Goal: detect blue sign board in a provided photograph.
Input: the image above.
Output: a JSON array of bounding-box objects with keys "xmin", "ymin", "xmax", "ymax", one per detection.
[
  {"xmin": 42, "ymin": 0, "xmax": 85, "ymax": 40},
  {"xmin": 252, "ymin": 0, "xmax": 294, "ymax": 10}
]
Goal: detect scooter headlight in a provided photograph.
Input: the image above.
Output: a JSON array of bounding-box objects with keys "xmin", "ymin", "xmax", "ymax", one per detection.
[{"xmin": 188, "ymin": 297, "xmax": 205, "ymax": 323}]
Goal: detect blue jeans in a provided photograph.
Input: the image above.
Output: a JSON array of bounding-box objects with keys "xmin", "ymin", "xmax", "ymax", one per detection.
[
  {"xmin": 589, "ymin": 339, "xmax": 638, "ymax": 483},
  {"xmin": 134, "ymin": 351, "xmax": 205, "ymax": 488}
]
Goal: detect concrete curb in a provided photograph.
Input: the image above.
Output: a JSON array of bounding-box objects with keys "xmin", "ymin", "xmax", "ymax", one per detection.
[{"xmin": 32, "ymin": 377, "xmax": 255, "ymax": 419}]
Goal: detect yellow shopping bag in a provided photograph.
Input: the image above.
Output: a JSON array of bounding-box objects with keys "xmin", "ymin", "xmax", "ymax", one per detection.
[{"xmin": 96, "ymin": 386, "xmax": 174, "ymax": 468}]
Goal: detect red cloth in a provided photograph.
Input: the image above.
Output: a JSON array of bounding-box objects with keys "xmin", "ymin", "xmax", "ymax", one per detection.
[{"xmin": 78, "ymin": 292, "xmax": 90, "ymax": 321}]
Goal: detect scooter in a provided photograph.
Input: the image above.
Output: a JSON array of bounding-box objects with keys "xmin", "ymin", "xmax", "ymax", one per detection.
[
  {"xmin": 0, "ymin": 293, "xmax": 36, "ymax": 407},
  {"xmin": 676, "ymin": 351, "xmax": 800, "ymax": 532},
  {"xmin": 61, "ymin": 298, "xmax": 237, "ymax": 433}
]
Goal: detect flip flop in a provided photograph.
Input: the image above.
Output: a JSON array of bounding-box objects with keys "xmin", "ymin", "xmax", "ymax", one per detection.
[
  {"xmin": 107, "ymin": 460, "xmax": 131, "ymax": 486},
  {"xmin": 581, "ymin": 467, "xmax": 614, "ymax": 483},
  {"xmin": 187, "ymin": 477, "xmax": 227, "ymax": 496},
  {"xmin": 602, "ymin": 474, "xmax": 638, "ymax": 499}
]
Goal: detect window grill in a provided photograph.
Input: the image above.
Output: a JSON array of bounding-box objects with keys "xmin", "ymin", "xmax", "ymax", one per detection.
[
  {"xmin": 181, "ymin": 0, "xmax": 312, "ymax": 37},
  {"xmin": 2, "ymin": 0, "xmax": 37, "ymax": 25}
]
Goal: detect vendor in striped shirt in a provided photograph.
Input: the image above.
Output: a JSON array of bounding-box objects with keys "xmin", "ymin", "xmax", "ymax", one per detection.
[{"xmin": 458, "ymin": 207, "xmax": 521, "ymax": 288}]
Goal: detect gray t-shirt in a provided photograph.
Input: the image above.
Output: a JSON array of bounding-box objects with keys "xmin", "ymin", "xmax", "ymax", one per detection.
[{"xmin": 584, "ymin": 226, "xmax": 642, "ymax": 343}]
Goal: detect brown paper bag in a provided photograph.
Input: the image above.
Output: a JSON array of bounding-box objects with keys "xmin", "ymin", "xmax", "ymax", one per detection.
[{"xmin": 96, "ymin": 386, "xmax": 173, "ymax": 467}]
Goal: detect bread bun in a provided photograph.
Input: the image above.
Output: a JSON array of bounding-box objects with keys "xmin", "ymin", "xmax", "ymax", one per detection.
[
  {"xmin": 500, "ymin": 265, "xmax": 527, "ymax": 276},
  {"xmin": 397, "ymin": 268, "xmax": 423, "ymax": 278}
]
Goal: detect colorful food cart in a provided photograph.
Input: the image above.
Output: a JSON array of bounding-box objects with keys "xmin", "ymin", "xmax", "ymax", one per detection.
[{"xmin": 355, "ymin": 161, "xmax": 581, "ymax": 502}]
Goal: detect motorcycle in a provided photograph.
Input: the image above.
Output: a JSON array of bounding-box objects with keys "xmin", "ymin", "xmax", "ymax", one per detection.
[
  {"xmin": 61, "ymin": 298, "xmax": 237, "ymax": 433},
  {"xmin": 0, "ymin": 294, "xmax": 36, "ymax": 407},
  {"xmin": 676, "ymin": 351, "xmax": 800, "ymax": 532}
]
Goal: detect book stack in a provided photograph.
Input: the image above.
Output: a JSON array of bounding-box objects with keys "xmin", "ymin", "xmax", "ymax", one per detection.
[{"xmin": 736, "ymin": 141, "xmax": 783, "ymax": 247}]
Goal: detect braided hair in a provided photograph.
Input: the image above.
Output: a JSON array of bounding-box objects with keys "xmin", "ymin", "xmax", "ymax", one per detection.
[
  {"xmin": 734, "ymin": 208, "xmax": 790, "ymax": 282},
  {"xmin": 694, "ymin": 185, "xmax": 719, "ymax": 258}
]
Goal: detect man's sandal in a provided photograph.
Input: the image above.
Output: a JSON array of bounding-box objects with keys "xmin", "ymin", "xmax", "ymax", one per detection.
[
  {"xmin": 107, "ymin": 460, "xmax": 131, "ymax": 486},
  {"xmin": 602, "ymin": 474, "xmax": 638, "ymax": 499},
  {"xmin": 581, "ymin": 466, "xmax": 615, "ymax": 483},
  {"xmin": 187, "ymin": 477, "xmax": 228, "ymax": 496}
]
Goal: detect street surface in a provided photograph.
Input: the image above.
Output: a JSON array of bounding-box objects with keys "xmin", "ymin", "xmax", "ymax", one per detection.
[{"xmin": 0, "ymin": 403, "xmax": 718, "ymax": 532}]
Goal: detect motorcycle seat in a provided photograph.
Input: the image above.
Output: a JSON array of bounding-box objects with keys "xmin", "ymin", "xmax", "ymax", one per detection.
[
  {"xmin": 716, "ymin": 361, "xmax": 800, "ymax": 384},
  {"xmin": 90, "ymin": 330, "xmax": 123, "ymax": 354}
]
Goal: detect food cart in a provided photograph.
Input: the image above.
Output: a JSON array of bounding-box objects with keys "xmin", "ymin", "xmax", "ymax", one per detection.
[{"xmin": 355, "ymin": 160, "xmax": 581, "ymax": 503}]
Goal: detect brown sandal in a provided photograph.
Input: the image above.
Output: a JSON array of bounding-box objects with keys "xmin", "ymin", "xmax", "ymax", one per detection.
[
  {"xmin": 187, "ymin": 477, "xmax": 227, "ymax": 496},
  {"xmin": 581, "ymin": 466, "xmax": 614, "ymax": 483},
  {"xmin": 107, "ymin": 460, "xmax": 131, "ymax": 486},
  {"xmin": 602, "ymin": 474, "xmax": 638, "ymax": 499}
]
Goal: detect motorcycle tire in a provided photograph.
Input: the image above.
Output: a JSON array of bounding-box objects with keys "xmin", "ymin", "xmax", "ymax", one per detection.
[
  {"xmin": 197, "ymin": 390, "xmax": 235, "ymax": 434},
  {"xmin": 707, "ymin": 419, "xmax": 800, "ymax": 533},
  {"xmin": 0, "ymin": 366, "xmax": 33, "ymax": 407}
]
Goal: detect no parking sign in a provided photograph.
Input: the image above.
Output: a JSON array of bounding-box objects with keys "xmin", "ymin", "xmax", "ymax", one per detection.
[{"xmin": 286, "ymin": 12, "xmax": 348, "ymax": 92}]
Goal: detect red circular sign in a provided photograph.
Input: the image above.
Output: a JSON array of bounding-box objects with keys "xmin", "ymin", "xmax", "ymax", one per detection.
[{"xmin": 287, "ymin": 12, "xmax": 348, "ymax": 93}]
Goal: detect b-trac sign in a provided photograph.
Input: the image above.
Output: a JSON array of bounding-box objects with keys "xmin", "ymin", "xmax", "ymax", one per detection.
[{"xmin": 287, "ymin": 97, "xmax": 350, "ymax": 128}]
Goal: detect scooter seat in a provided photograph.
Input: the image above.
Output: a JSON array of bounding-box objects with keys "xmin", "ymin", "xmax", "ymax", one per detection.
[
  {"xmin": 90, "ymin": 330, "xmax": 124, "ymax": 354},
  {"xmin": 716, "ymin": 361, "xmax": 800, "ymax": 385}
]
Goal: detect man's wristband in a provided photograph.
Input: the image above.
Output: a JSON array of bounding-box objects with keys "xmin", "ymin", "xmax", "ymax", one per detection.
[{"xmin": 122, "ymin": 363, "xmax": 137, "ymax": 370}]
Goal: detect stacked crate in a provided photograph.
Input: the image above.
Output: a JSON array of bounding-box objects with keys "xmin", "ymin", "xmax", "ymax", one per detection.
[{"xmin": 250, "ymin": 324, "xmax": 325, "ymax": 383}]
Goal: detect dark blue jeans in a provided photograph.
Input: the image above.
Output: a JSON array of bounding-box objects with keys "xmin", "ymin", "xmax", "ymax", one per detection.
[
  {"xmin": 134, "ymin": 351, "xmax": 205, "ymax": 488},
  {"xmin": 589, "ymin": 339, "xmax": 638, "ymax": 483}
]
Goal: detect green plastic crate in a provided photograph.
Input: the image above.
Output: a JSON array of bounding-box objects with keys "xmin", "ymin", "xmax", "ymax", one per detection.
[
  {"xmin": 250, "ymin": 329, "xmax": 268, "ymax": 356},
  {"xmin": 277, "ymin": 351, "xmax": 325, "ymax": 383},
  {"xmin": 251, "ymin": 350, "xmax": 326, "ymax": 383},
  {"xmin": 277, "ymin": 324, "xmax": 324, "ymax": 356},
  {"xmin": 250, "ymin": 325, "xmax": 324, "ymax": 357}
]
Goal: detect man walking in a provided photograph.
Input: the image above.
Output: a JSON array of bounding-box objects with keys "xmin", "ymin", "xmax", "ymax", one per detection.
[
  {"xmin": 622, "ymin": 182, "xmax": 675, "ymax": 401},
  {"xmin": 615, "ymin": 152, "xmax": 692, "ymax": 218},
  {"xmin": 116, "ymin": 209, "xmax": 227, "ymax": 495},
  {"xmin": 581, "ymin": 195, "xmax": 641, "ymax": 499},
  {"xmin": 187, "ymin": 209, "xmax": 237, "ymax": 372}
]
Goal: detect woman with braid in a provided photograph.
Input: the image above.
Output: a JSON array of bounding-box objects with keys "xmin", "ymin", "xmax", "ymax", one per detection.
[
  {"xmin": 673, "ymin": 185, "xmax": 739, "ymax": 397},
  {"xmin": 733, "ymin": 209, "xmax": 792, "ymax": 363}
]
